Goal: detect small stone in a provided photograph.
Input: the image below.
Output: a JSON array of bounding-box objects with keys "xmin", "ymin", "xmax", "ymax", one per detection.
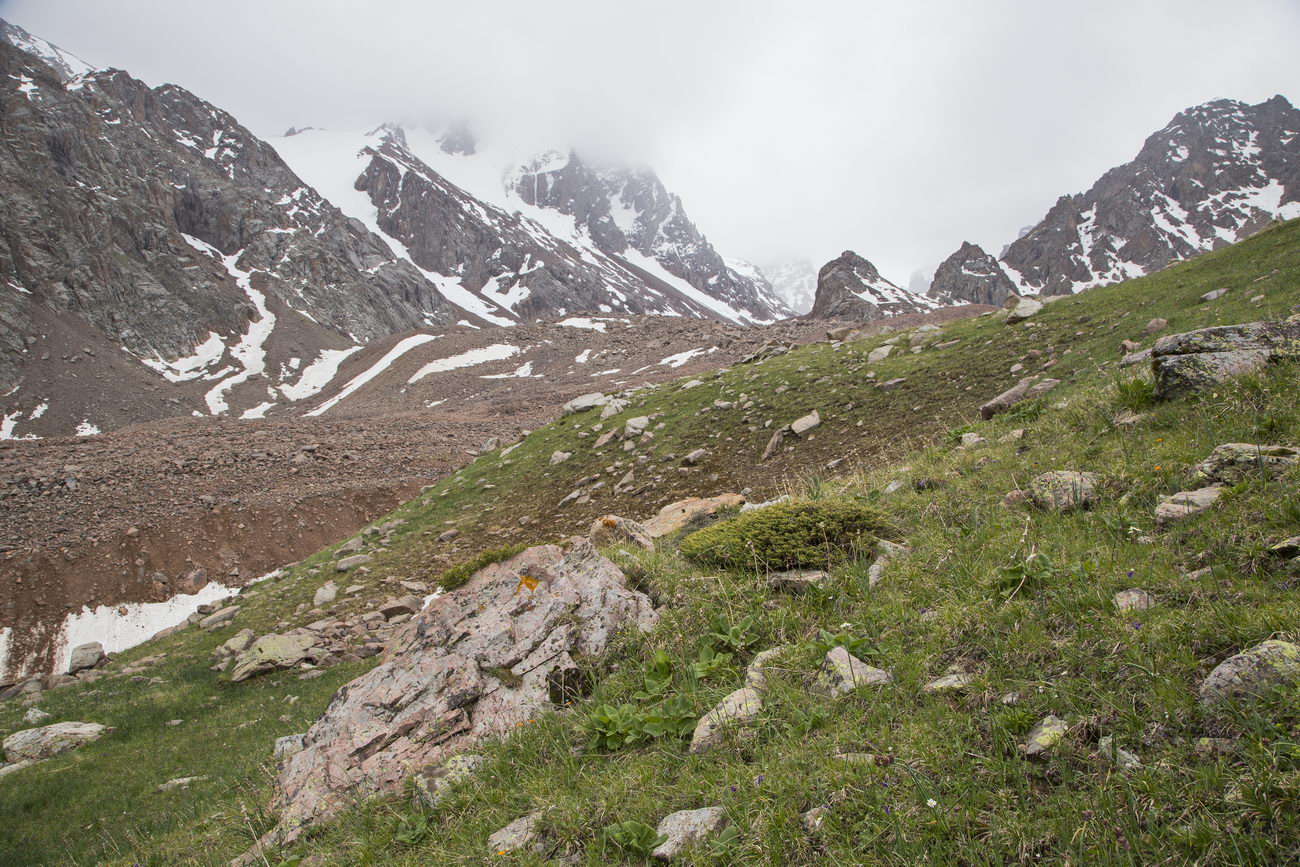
[
  {"xmin": 1144, "ymin": 317, "xmax": 1168, "ymax": 335},
  {"xmin": 66, "ymin": 641, "xmax": 106, "ymax": 674},
  {"xmin": 923, "ymin": 672, "xmax": 974, "ymax": 694},
  {"xmin": 198, "ymin": 606, "xmax": 240, "ymax": 631},
  {"xmin": 1154, "ymin": 486, "xmax": 1224, "ymax": 526},
  {"xmin": 22, "ymin": 708, "xmax": 51, "ymax": 725},
  {"xmin": 651, "ymin": 806, "xmax": 726, "ymax": 861},
  {"xmin": 1098, "ymin": 736, "xmax": 1141, "ymax": 770},
  {"xmin": 1113, "ymin": 588, "xmax": 1153, "ymax": 611},
  {"xmin": 1029, "ymin": 471, "xmax": 1099, "ymax": 512},
  {"xmin": 766, "ymin": 569, "xmax": 828, "ymax": 594},
  {"xmin": 487, "ymin": 809, "xmax": 547, "ymax": 855},
  {"xmin": 158, "ymin": 775, "xmax": 206, "ymax": 791},
  {"xmin": 683, "ymin": 448, "xmax": 707, "ymax": 465},
  {"xmin": 549, "ymin": 450, "xmax": 572, "ymax": 466},
  {"xmin": 335, "ymin": 554, "xmax": 373, "ymax": 572},
  {"xmin": 801, "ymin": 806, "xmax": 829, "ymax": 834},
  {"xmin": 813, "ymin": 647, "xmax": 891, "ymax": 697},
  {"xmin": 789, "ymin": 411, "xmax": 821, "ymax": 437},
  {"xmin": 689, "ymin": 687, "xmax": 762, "ymax": 754},
  {"xmin": 959, "ymin": 432, "xmax": 986, "ymax": 448},
  {"xmin": 2, "ymin": 722, "xmax": 110, "ymax": 763},
  {"xmin": 313, "ymin": 582, "xmax": 338, "ymax": 607},
  {"xmin": 1200, "ymin": 288, "xmax": 1228, "ymax": 302},
  {"xmin": 1021, "ymin": 715, "xmax": 1069, "ymax": 759}
]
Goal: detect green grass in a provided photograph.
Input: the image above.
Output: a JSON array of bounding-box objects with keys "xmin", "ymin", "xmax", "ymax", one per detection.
[{"xmin": 1, "ymin": 219, "xmax": 1298, "ymax": 865}]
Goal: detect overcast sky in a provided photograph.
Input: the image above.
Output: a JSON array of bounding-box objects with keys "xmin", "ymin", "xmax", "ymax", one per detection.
[{"xmin": 5, "ymin": 0, "xmax": 1299, "ymax": 288}]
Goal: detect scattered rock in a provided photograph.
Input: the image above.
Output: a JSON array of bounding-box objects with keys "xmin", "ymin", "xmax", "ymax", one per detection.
[
  {"xmin": 229, "ymin": 632, "xmax": 322, "ymax": 683},
  {"xmin": 867, "ymin": 539, "xmax": 908, "ymax": 586},
  {"xmin": 651, "ymin": 806, "xmax": 726, "ymax": 861},
  {"xmin": 744, "ymin": 646, "xmax": 791, "ymax": 691},
  {"xmin": 380, "ymin": 596, "xmax": 423, "ymax": 620},
  {"xmin": 1119, "ymin": 348, "xmax": 1152, "ymax": 367},
  {"xmin": 979, "ymin": 376, "xmax": 1060, "ymax": 420},
  {"xmin": 335, "ymin": 554, "xmax": 373, "ymax": 572},
  {"xmin": 766, "ymin": 569, "xmax": 828, "ymax": 594},
  {"xmin": 1021, "ymin": 715, "xmax": 1068, "ymax": 759},
  {"xmin": 1113, "ymin": 588, "xmax": 1153, "ymax": 611},
  {"xmin": 1029, "ymin": 470, "xmax": 1099, "ymax": 512},
  {"xmin": 198, "ymin": 606, "xmax": 240, "ymax": 631},
  {"xmin": 1005, "ymin": 296, "xmax": 1043, "ymax": 324},
  {"xmin": 683, "ymin": 448, "xmax": 707, "ymax": 465},
  {"xmin": 1151, "ymin": 321, "xmax": 1299, "ymax": 399},
  {"xmin": 923, "ymin": 672, "xmax": 974, "ymax": 694},
  {"xmin": 1154, "ymin": 486, "xmax": 1224, "ymax": 526},
  {"xmin": 66, "ymin": 642, "xmax": 106, "ymax": 674},
  {"xmin": 22, "ymin": 708, "xmax": 51, "ymax": 725},
  {"xmin": 689, "ymin": 687, "xmax": 762, "ymax": 754},
  {"xmin": 561, "ymin": 393, "xmax": 608, "ymax": 415},
  {"xmin": 487, "ymin": 809, "xmax": 548, "ymax": 855},
  {"xmin": 760, "ymin": 428, "xmax": 786, "ymax": 461},
  {"xmin": 1098, "ymin": 736, "xmax": 1141, "ymax": 771},
  {"xmin": 813, "ymin": 647, "xmax": 891, "ymax": 697},
  {"xmin": 789, "ymin": 411, "xmax": 821, "ymax": 437},
  {"xmin": 959, "ymin": 432, "xmax": 986, "ymax": 448},
  {"xmin": 3, "ymin": 722, "xmax": 109, "ymax": 764},
  {"xmin": 158, "ymin": 775, "xmax": 206, "ymax": 792},
  {"xmin": 589, "ymin": 515, "xmax": 655, "ymax": 551},
  {"xmin": 801, "ymin": 805, "xmax": 829, "ymax": 834},
  {"xmin": 643, "ymin": 494, "xmax": 744, "ymax": 538},
  {"xmin": 1199, "ymin": 640, "xmax": 1300, "ymax": 703},
  {"xmin": 1200, "ymin": 288, "xmax": 1228, "ymax": 302},
  {"xmin": 1192, "ymin": 443, "xmax": 1299, "ymax": 485},
  {"xmin": 867, "ymin": 345, "xmax": 893, "ymax": 363},
  {"xmin": 549, "ymin": 450, "xmax": 572, "ymax": 466},
  {"xmin": 312, "ymin": 583, "xmax": 338, "ymax": 607}
]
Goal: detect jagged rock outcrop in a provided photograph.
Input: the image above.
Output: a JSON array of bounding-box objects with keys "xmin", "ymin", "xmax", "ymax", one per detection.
[
  {"xmin": 927, "ymin": 242, "xmax": 1016, "ymax": 306},
  {"xmin": 264, "ymin": 538, "xmax": 657, "ymax": 841},
  {"xmin": 807, "ymin": 251, "xmax": 936, "ymax": 320},
  {"xmin": 932, "ymin": 96, "xmax": 1300, "ymax": 301}
]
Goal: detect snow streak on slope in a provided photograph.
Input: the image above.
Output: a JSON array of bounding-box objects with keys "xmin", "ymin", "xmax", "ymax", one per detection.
[
  {"xmin": 306, "ymin": 333, "xmax": 440, "ymax": 416},
  {"xmin": 407, "ymin": 344, "xmax": 521, "ymax": 383}
]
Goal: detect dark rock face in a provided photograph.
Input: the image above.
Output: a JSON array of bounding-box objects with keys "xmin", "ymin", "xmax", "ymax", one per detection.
[
  {"xmin": 934, "ymin": 96, "xmax": 1300, "ymax": 301},
  {"xmin": 927, "ymin": 242, "xmax": 1016, "ymax": 306},
  {"xmin": 807, "ymin": 251, "xmax": 935, "ymax": 320},
  {"xmin": 511, "ymin": 152, "xmax": 791, "ymax": 323},
  {"xmin": 353, "ymin": 127, "xmax": 686, "ymax": 323},
  {"xmin": 0, "ymin": 37, "xmax": 460, "ymax": 407}
]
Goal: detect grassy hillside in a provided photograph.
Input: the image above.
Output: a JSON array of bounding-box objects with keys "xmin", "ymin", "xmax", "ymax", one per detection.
[{"xmin": 1, "ymin": 219, "xmax": 1298, "ymax": 865}]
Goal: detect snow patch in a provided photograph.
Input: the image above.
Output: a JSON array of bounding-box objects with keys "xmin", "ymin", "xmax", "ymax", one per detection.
[
  {"xmin": 408, "ymin": 344, "xmax": 521, "ymax": 383},
  {"xmin": 280, "ymin": 345, "xmax": 363, "ymax": 401},
  {"xmin": 74, "ymin": 420, "xmax": 101, "ymax": 437},
  {"xmin": 306, "ymin": 334, "xmax": 440, "ymax": 416}
]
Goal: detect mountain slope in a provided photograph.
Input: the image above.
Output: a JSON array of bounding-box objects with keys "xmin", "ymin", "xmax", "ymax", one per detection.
[
  {"xmin": 931, "ymin": 96, "xmax": 1300, "ymax": 303},
  {"xmin": 3, "ymin": 218, "xmax": 1297, "ymax": 865},
  {"xmin": 761, "ymin": 258, "xmax": 818, "ymax": 314}
]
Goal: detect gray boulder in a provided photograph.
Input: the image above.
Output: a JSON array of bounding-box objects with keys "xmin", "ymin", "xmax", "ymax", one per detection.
[
  {"xmin": 813, "ymin": 647, "xmax": 891, "ymax": 696},
  {"xmin": 3, "ymin": 722, "xmax": 109, "ymax": 763},
  {"xmin": 1151, "ymin": 321, "xmax": 1300, "ymax": 399},
  {"xmin": 979, "ymin": 377, "xmax": 1060, "ymax": 420},
  {"xmin": 651, "ymin": 806, "xmax": 727, "ymax": 861},
  {"xmin": 1192, "ymin": 443, "xmax": 1299, "ymax": 485},
  {"xmin": 1005, "ymin": 296, "xmax": 1043, "ymax": 324},
  {"xmin": 689, "ymin": 687, "xmax": 762, "ymax": 754},
  {"xmin": 1199, "ymin": 640, "xmax": 1300, "ymax": 703},
  {"xmin": 1154, "ymin": 486, "xmax": 1224, "ymax": 526},
  {"xmin": 265, "ymin": 539, "xmax": 657, "ymax": 840},
  {"xmin": 66, "ymin": 642, "xmax": 105, "ymax": 674},
  {"xmin": 412, "ymin": 753, "xmax": 485, "ymax": 809},
  {"xmin": 229, "ymin": 632, "xmax": 322, "ymax": 683},
  {"xmin": 1029, "ymin": 471, "xmax": 1099, "ymax": 512}
]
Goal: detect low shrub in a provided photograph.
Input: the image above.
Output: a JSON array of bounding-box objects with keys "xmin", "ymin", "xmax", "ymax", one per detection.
[
  {"xmin": 678, "ymin": 501, "xmax": 888, "ymax": 571},
  {"xmin": 436, "ymin": 543, "xmax": 528, "ymax": 590}
]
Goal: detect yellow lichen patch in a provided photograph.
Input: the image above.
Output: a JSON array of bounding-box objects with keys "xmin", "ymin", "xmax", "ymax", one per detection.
[{"xmin": 515, "ymin": 574, "xmax": 540, "ymax": 593}]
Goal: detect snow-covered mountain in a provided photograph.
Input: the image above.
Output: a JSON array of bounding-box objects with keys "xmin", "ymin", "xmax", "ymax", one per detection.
[
  {"xmin": 931, "ymin": 96, "xmax": 1300, "ymax": 302},
  {"xmin": 807, "ymin": 251, "xmax": 937, "ymax": 320},
  {"xmin": 0, "ymin": 20, "xmax": 793, "ymax": 437},
  {"xmin": 0, "ymin": 18, "xmax": 92, "ymax": 82},
  {"xmin": 270, "ymin": 126, "xmax": 791, "ymax": 327},
  {"xmin": 761, "ymin": 258, "xmax": 818, "ymax": 315}
]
